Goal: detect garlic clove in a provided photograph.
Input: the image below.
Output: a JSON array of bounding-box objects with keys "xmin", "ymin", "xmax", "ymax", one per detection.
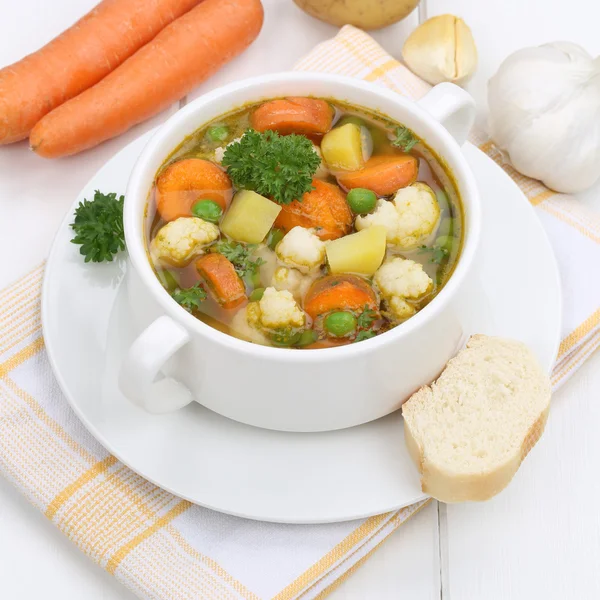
[{"xmin": 402, "ymin": 14, "xmax": 478, "ymax": 86}]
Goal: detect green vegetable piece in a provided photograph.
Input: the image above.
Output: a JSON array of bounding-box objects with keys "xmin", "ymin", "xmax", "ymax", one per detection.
[
  {"xmin": 346, "ymin": 188, "xmax": 377, "ymax": 214},
  {"xmin": 336, "ymin": 115, "xmax": 365, "ymax": 128},
  {"xmin": 271, "ymin": 329, "xmax": 302, "ymax": 347},
  {"xmin": 192, "ymin": 199, "xmax": 223, "ymax": 223},
  {"xmin": 266, "ymin": 228, "xmax": 285, "ymax": 250},
  {"xmin": 296, "ymin": 329, "xmax": 318, "ymax": 347},
  {"xmin": 392, "ymin": 126, "xmax": 418, "ymax": 153},
  {"xmin": 437, "ymin": 216, "xmax": 454, "ymax": 238},
  {"xmin": 324, "ymin": 311, "xmax": 357, "ymax": 337},
  {"xmin": 157, "ymin": 269, "xmax": 179, "ymax": 293},
  {"xmin": 222, "ymin": 129, "xmax": 321, "ymax": 205},
  {"xmin": 249, "ymin": 287, "xmax": 265, "ymax": 302},
  {"xmin": 207, "ymin": 125, "xmax": 229, "ymax": 142},
  {"xmin": 435, "ymin": 235, "xmax": 454, "ymax": 251},
  {"xmin": 70, "ymin": 190, "xmax": 125, "ymax": 263},
  {"xmin": 354, "ymin": 330, "xmax": 377, "ymax": 343},
  {"xmin": 357, "ymin": 305, "xmax": 377, "ymax": 329},
  {"xmin": 171, "ymin": 283, "xmax": 207, "ymax": 312}
]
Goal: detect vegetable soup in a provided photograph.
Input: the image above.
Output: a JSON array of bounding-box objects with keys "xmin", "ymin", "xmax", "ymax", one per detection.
[{"xmin": 146, "ymin": 97, "xmax": 463, "ymax": 349}]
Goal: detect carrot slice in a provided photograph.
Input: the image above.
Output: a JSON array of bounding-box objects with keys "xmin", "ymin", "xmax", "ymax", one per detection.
[
  {"xmin": 30, "ymin": 0, "xmax": 264, "ymax": 157},
  {"xmin": 0, "ymin": 0, "xmax": 202, "ymax": 145},
  {"xmin": 304, "ymin": 274, "xmax": 378, "ymax": 320},
  {"xmin": 336, "ymin": 155, "xmax": 419, "ymax": 196},
  {"xmin": 250, "ymin": 97, "xmax": 333, "ymax": 136},
  {"xmin": 196, "ymin": 253, "xmax": 246, "ymax": 309},
  {"xmin": 156, "ymin": 159, "xmax": 233, "ymax": 221},
  {"xmin": 274, "ymin": 179, "xmax": 352, "ymax": 241}
]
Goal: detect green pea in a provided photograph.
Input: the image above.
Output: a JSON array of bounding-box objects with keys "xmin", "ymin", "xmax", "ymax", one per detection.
[
  {"xmin": 347, "ymin": 188, "xmax": 377, "ymax": 214},
  {"xmin": 324, "ymin": 311, "xmax": 357, "ymax": 337},
  {"xmin": 435, "ymin": 235, "xmax": 455, "ymax": 252},
  {"xmin": 192, "ymin": 200, "xmax": 223, "ymax": 223},
  {"xmin": 296, "ymin": 329, "xmax": 318, "ymax": 347},
  {"xmin": 249, "ymin": 287, "xmax": 265, "ymax": 302},
  {"xmin": 266, "ymin": 228, "xmax": 285, "ymax": 250},
  {"xmin": 207, "ymin": 125, "xmax": 229, "ymax": 142},
  {"xmin": 336, "ymin": 115, "xmax": 365, "ymax": 128}
]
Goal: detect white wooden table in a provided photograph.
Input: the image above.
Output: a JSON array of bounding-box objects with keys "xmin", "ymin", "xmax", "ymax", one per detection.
[{"xmin": 1, "ymin": 1, "xmax": 599, "ymax": 598}]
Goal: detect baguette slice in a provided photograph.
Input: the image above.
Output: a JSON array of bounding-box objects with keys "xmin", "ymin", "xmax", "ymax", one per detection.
[{"xmin": 402, "ymin": 335, "xmax": 551, "ymax": 502}]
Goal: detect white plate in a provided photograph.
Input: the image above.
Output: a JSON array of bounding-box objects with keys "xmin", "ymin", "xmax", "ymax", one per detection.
[{"xmin": 42, "ymin": 132, "xmax": 561, "ymax": 524}]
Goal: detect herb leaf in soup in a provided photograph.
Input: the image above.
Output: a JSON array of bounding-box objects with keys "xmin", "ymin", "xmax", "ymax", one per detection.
[
  {"xmin": 222, "ymin": 129, "xmax": 320, "ymax": 205},
  {"xmin": 418, "ymin": 244, "xmax": 449, "ymax": 264},
  {"xmin": 214, "ymin": 240, "xmax": 265, "ymax": 281},
  {"xmin": 171, "ymin": 282, "xmax": 207, "ymax": 312},
  {"xmin": 392, "ymin": 126, "xmax": 418, "ymax": 153}
]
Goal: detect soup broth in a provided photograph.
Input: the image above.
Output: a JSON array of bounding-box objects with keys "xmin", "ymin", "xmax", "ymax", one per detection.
[{"xmin": 146, "ymin": 97, "xmax": 463, "ymax": 349}]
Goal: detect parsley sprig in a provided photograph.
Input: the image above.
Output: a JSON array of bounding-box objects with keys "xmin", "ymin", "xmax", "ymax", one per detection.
[
  {"xmin": 214, "ymin": 240, "xmax": 265, "ymax": 281},
  {"xmin": 70, "ymin": 191, "xmax": 125, "ymax": 262},
  {"xmin": 171, "ymin": 283, "xmax": 207, "ymax": 312},
  {"xmin": 418, "ymin": 244, "xmax": 449, "ymax": 264},
  {"xmin": 353, "ymin": 305, "xmax": 379, "ymax": 344},
  {"xmin": 222, "ymin": 129, "xmax": 321, "ymax": 205},
  {"xmin": 392, "ymin": 126, "xmax": 418, "ymax": 153}
]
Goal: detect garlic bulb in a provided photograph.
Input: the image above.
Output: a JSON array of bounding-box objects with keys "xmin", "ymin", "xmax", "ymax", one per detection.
[
  {"xmin": 402, "ymin": 15, "xmax": 477, "ymax": 86},
  {"xmin": 488, "ymin": 42, "xmax": 600, "ymax": 194}
]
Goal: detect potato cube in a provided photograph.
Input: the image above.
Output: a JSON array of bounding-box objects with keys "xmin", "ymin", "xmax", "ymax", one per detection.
[
  {"xmin": 220, "ymin": 190, "xmax": 282, "ymax": 244},
  {"xmin": 326, "ymin": 226, "xmax": 387, "ymax": 276},
  {"xmin": 321, "ymin": 123, "xmax": 365, "ymax": 171}
]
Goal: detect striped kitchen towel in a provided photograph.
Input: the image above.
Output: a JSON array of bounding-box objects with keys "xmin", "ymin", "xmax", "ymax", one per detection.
[{"xmin": 0, "ymin": 25, "xmax": 599, "ymax": 600}]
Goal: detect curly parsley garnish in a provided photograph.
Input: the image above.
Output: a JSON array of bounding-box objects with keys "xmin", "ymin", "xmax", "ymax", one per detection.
[
  {"xmin": 171, "ymin": 283, "xmax": 207, "ymax": 312},
  {"xmin": 214, "ymin": 240, "xmax": 265, "ymax": 281},
  {"xmin": 353, "ymin": 305, "xmax": 379, "ymax": 343},
  {"xmin": 354, "ymin": 330, "xmax": 377, "ymax": 343},
  {"xmin": 70, "ymin": 191, "xmax": 125, "ymax": 262},
  {"xmin": 222, "ymin": 129, "xmax": 321, "ymax": 205},
  {"xmin": 392, "ymin": 126, "xmax": 418, "ymax": 153},
  {"xmin": 418, "ymin": 244, "xmax": 449, "ymax": 264}
]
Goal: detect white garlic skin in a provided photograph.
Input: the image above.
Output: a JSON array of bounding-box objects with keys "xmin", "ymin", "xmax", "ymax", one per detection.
[
  {"xmin": 488, "ymin": 42, "xmax": 600, "ymax": 194},
  {"xmin": 402, "ymin": 14, "xmax": 478, "ymax": 86}
]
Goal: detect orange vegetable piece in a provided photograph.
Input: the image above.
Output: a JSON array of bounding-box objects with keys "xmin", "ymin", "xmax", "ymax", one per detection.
[
  {"xmin": 0, "ymin": 0, "xmax": 203, "ymax": 145},
  {"xmin": 29, "ymin": 0, "xmax": 264, "ymax": 157},
  {"xmin": 196, "ymin": 253, "xmax": 246, "ymax": 310},
  {"xmin": 304, "ymin": 274, "xmax": 378, "ymax": 320},
  {"xmin": 336, "ymin": 155, "xmax": 419, "ymax": 196},
  {"xmin": 156, "ymin": 159, "xmax": 233, "ymax": 221},
  {"xmin": 250, "ymin": 97, "xmax": 333, "ymax": 136},
  {"xmin": 274, "ymin": 179, "xmax": 352, "ymax": 241}
]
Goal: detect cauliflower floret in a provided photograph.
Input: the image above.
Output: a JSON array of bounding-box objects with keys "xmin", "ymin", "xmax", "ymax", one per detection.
[
  {"xmin": 150, "ymin": 217, "xmax": 219, "ymax": 267},
  {"xmin": 230, "ymin": 304, "xmax": 269, "ymax": 345},
  {"xmin": 272, "ymin": 266, "xmax": 313, "ymax": 301},
  {"xmin": 214, "ymin": 136, "xmax": 242, "ymax": 164},
  {"xmin": 356, "ymin": 182, "xmax": 440, "ymax": 249},
  {"xmin": 258, "ymin": 287, "xmax": 305, "ymax": 329},
  {"xmin": 312, "ymin": 144, "xmax": 330, "ymax": 179},
  {"xmin": 374, "ymin": 257, "xmax": 433, "ymax": 322},
  {"xmin": 276, "ymin": 226, "xmax": 326, "ymax": 273}
]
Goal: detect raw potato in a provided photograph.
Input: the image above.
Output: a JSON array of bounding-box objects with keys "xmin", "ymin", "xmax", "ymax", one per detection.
[
  {"xmin": 321, "ymin": 123, "xmax": 365, "ymax": 171},
  {"xmin": 402, "ymin": 14, "xmax": 477, "ymax": 85},
  {"xmin": 293, "ymin": 0, "xmax": 420, "ymax": 30},
  {"xmin": 220, "ymin": 190, "xmax": 281, "ymax": 244},
  {"xmin": 326, "ymin": 226, "xmax": 387, "ymax": 276}
]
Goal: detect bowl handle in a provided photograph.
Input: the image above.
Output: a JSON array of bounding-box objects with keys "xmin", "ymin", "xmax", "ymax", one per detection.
[
  {"xmin": 417, "ymin": 82, "xmax": 476, "ymax": 146},
  {"xmin": 118, "ymin": 315, "xmax": 193, "ymax": 413}
]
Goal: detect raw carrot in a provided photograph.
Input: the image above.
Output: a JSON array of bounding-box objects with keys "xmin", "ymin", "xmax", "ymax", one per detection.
[
  {"xmin": 304, "ymin": 274, "xmax": 378, "ymax": 320},
  {"xmin": 196, "ymin": 253, "xmax": 246, "ymax": 309},
  {"xmin": 156, "ymin": 159, "xmax": 233, "ymax": 221},
  {"xmin": 30, "ymin": 0, "xmax": 264, "ymax": 158},
  {"xmin": 274, "ymin": 179, "xmax": 352, "ymax": 241},
  {"xmin": 336, "ymin": 155, "xmax": 419, "ymax": 196},
  {"xmin": 251, "ymin": 97, "xmax": 333, "ymax": 136},
  {"xmin": 0, "ymin": 0, "xmax": 202, "ymax": 145}
]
